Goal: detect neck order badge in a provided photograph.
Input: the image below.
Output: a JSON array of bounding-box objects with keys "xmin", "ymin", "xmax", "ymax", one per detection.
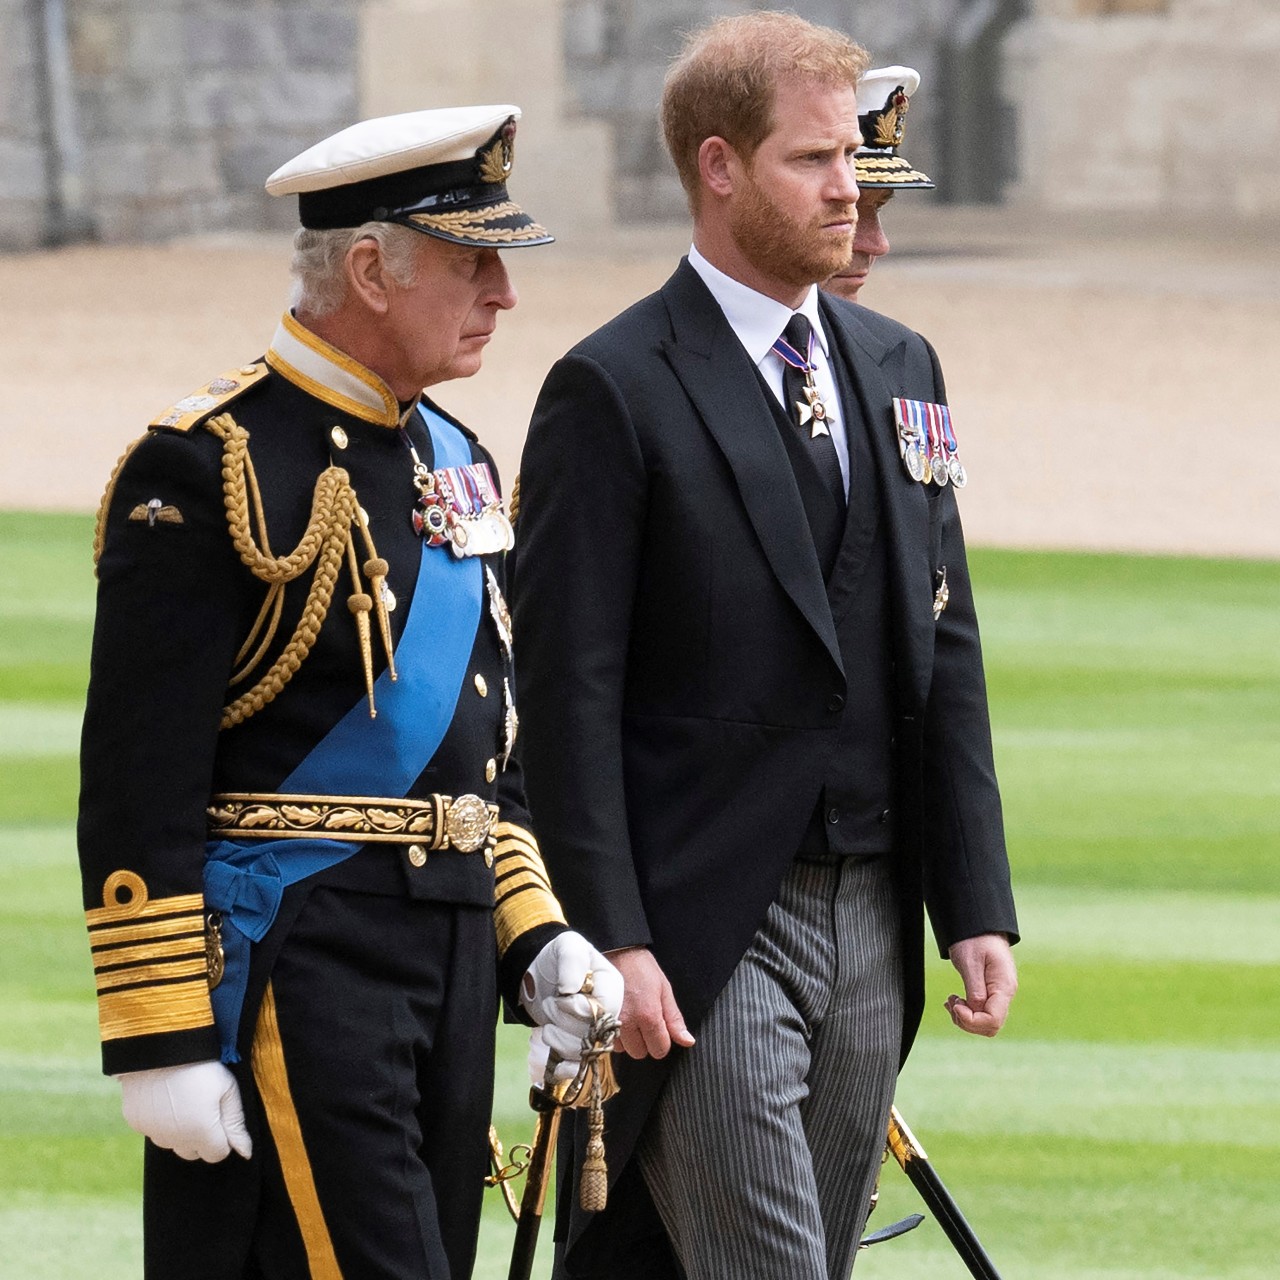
[{"xmin": 772, "ymin": 314, "xmax": 831, "ymax": 438}]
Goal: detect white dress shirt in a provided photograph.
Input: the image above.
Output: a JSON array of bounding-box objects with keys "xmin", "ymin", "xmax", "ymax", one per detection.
[{"xmin": 687, "ymin": 244, "xmax": 849, "ymax": 492}]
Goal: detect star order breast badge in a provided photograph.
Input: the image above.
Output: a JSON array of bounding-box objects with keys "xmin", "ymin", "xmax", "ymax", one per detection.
[{"xmin": 796, "ymin": 385, "xmax": 831, "ymax": 438}]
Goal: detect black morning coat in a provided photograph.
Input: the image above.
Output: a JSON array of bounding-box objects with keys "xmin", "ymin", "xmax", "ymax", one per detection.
[{"xmin": 510, "ymin": 260, "xmax": 1020, "ymax": 1274}]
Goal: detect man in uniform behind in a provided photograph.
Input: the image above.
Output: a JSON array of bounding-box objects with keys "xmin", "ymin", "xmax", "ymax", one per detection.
[
  {"xmin": 825, "ymin": 65, "xmax": 935, "ymax": 303},
  {"xmin": 78, "ymin": 105, "xmax": 621, "ymax": 1279}
]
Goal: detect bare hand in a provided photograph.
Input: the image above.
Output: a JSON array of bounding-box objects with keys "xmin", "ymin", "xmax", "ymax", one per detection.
[
  {"xmin": 945, "ymin": 933, "xmax": 1017, "ymax": 1037},
  {"xmin": 605, "ymin": 947, "xmax": 695, "ymax": 1059}
]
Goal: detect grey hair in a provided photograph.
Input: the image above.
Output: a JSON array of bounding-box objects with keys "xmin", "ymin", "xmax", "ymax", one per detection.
[{"xmin": 289, "ymin": 222, "xmax": 425, "ymax": 316}]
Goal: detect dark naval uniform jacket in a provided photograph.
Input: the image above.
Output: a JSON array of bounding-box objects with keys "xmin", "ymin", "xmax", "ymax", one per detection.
[
  {"xmin": 78, "ymin": 312, "xmax": 565, "ymax": 1274},
  {"xmin": 510, "ymin": 260, "xmax": 1019, "ymax": 1273}
]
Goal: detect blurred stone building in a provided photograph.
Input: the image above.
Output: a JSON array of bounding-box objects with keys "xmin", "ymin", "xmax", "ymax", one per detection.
[
  {"xmin": 1008, "ymin": 0, "xmax": 1280, "ymax": 218},
  {"xmin": 1, "ymin": 0, "xmax": 361, "ymax": 250},
  {"xmin": 2, "ymin": 0, "xmax": 1276, "ymax": 250}
]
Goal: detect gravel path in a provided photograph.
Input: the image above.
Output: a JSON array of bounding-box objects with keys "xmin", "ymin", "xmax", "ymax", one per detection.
[{"xmin": 3, "ymin": 209, "xmax": 1276, "ymax": 558}]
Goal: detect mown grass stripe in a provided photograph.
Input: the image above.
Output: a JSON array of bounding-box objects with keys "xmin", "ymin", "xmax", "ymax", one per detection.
[
  {"xmin": 895, "ymin": 1038, "xmax": 1280, "ymax": 1145},
  {"xmin": 3, "ymin": 519, "xmax": 1277, "ymax": 1280},
  {"xmin": 1013, "ymin": 885, "xmax": 1280, "ymax": 964},
  {"xmin": 0, "ymin": 705, "xmax": 84, "ymax": 756}
]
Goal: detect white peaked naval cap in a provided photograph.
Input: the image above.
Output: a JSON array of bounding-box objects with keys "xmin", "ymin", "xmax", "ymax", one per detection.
[
  {"xmin": 855, "ymin": 66, "xmax": 934, "ymax": 190},
  {"xmin": 265, "ymin": 104, "xmax": 553, "ymax": 247}
]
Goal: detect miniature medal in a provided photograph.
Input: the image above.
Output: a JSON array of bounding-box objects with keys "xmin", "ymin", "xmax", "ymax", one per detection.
[
  {"xmin": 905, "ymin": 443, "xmax": 926, "ymax": 483},
  {"xmin": 939, "ymin": 405, "xmax": 968, "ymax": 488},
  {"xmin": 893, "ymin": 398, "xmax": 929, "ymax": 484},
  {"xmin": 927, "ymin": 406, "xmax": 949, "ymax": 487},
  {"xmin": 899, "ymin": 425, "xmax": 927, "ymax": 480}
]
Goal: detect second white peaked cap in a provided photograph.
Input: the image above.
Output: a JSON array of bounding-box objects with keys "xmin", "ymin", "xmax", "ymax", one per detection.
[
  {"xmin": 855, "ymin": 66, "xmax": 920, "ymax": 131},
  {"xmin": 265, "ymin": 104, "xmax": 553, "ymax": 247},
  {"xmin": 855, "ymin": 66, "xmax": 934, "ymax": 190}
]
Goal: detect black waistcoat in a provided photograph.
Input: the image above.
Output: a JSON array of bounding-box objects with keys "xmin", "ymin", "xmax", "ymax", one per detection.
[{"xmin": 760, "ymin": 326, "xmax": 897, "ymax": 856}]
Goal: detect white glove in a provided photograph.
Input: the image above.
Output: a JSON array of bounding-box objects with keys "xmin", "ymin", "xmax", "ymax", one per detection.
[
  {"xmin": 526, "ymin": 1027, "xmax": 582, "ymax": 1086},
  {"xmin": 117, "ymin": 1060, "xmax": 253, "ymax": 1163},
  {"xmin": 519, "ymin": 931, "xmax": 624, "ymax": 1062}
]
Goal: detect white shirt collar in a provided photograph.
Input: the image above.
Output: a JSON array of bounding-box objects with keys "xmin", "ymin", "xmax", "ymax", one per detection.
[{"xmin": 687, "ymin": 244, "xmax": 828, "ymax": 366}]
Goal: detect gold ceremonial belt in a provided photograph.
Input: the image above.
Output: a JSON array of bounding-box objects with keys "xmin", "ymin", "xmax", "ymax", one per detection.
[{"xmin": 207, "ymin": 792, "xmax": 499, "ymax": 853}]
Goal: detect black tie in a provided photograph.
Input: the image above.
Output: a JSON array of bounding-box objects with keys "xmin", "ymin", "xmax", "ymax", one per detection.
[{"xmin": 781, "ymin": 314, "xmax": 845, "ymax": 508}]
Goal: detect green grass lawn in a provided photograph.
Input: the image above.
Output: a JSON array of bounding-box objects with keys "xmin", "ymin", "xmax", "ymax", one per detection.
[{"xmin": 2, "ymin": 515, "xmax": 1277, "ymax": 1278}]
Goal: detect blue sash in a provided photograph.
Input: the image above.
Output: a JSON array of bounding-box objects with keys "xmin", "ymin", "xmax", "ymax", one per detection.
[{"xmin": 206, "ymin": 406, "xmax": 483, "ymax": 1061}]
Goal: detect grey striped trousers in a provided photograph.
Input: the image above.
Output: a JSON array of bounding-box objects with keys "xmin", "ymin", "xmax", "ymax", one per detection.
[{"xmin": 638, "ymin": 856, "xmax": 903, "ymax": 1280}]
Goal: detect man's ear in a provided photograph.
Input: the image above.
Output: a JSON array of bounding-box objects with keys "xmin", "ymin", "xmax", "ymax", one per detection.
[
  {"xmin": 697, "ymin": 136, "xmax": 740, "ymax": 200},
  {"xmin": 345, "ymin": 237, "xmax": 391, "ymax": 315}
]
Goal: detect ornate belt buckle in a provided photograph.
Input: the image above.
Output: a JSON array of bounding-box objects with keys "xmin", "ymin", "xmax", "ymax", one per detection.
[{"xmin": 445, "ymin": 794, "xmax": 492, "ymax": 853}]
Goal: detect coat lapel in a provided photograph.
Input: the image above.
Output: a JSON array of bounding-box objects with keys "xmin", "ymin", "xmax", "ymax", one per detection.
[
  {"xmin": 822, "ymin": 298, "xmax": 935, "ymax": 702},
  {"xmin": 660, "ymin": 262, "xmax": 843, "ymax": 675}
]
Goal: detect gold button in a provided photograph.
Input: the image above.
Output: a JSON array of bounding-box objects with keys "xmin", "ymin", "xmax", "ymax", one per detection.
[
  {"xmin": 485, "ymin": 758, "xmax": 497, "ymax": 783},
  {"xmin": 239, "ymin": 364, "xmax": 259, "ymax": 376},
  {"xmin": 358, "ymin": 506, "xmax": 370, "ymax": 525},
  {"xmin": 484, "ymin": 847, "xmax": 494, "ymax": 869},
  {"xmin": 474, "ymin": 674, "xmax": 488, "ymax": 697},
  {"xmin": 330, "ymin": 426, "xmax": 349, "ymax": 450},
  {"xmin": 407, "ymin": 844, "xmax": 427, "ymax": 867}
]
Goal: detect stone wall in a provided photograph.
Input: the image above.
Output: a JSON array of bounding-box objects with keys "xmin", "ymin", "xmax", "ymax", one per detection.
[
  {"xmin": 8, "ymin": 0, "xmax": 1275, "ymax": 250},
  {"xmin": 0, "ymin": 0, "xmax": 49, "ymax": 250},
  {"xmin": 360, "ymin": 0, "xmax": 614, "ymax": 244},
  {"xmin": 2, "ymin": 0, "xmax": 361, "ymax": 249},
  {"xmin": 562, "ymin": 0, "xmax": 959, "ymax": 221},
  {"xmin": 1005, "ymin": 0, "xmax": 1280, "ymax": 217}
]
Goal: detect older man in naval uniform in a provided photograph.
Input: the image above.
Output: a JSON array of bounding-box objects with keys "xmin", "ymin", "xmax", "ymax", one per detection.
[
  {"xmin": 78, "ymin": 105, "xmax": 621, "ymax": 1280},
  {"xmin": 511, "ymin": 13, "xmax": 1018, "ymax": 1280},
  {"xmin": 826, "ymin": 64, "xmax": 936, "ymax": 304}
]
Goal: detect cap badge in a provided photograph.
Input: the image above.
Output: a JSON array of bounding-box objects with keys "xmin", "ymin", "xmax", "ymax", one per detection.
[
  {"xmin": 478, "ymin": 118, "xmax": 516, "ymax": 184},
  {"xmin": 873, "ymin": 90, "xmax": 909, "ymax": 148}
]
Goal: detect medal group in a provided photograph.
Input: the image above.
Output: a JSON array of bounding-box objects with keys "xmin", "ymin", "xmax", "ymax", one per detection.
[
  {"xmin": 396, "ymin": 426, "xmax": 520, "ymax": 768},
  {"xmin": 893, "ymin": 397, "xmax": 967, "ymax": 489},
  {"xmin": 411, "ymin": 458, "xmax": 515, "ymax": 557}
]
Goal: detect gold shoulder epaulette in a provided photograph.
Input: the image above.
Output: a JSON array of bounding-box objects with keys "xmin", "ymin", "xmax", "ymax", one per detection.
[{"xmin": 148, "ymin": 362, "xmax": 269, "ymax": 433}]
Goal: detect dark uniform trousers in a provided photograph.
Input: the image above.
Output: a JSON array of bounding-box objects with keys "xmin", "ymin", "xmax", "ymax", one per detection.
[{"xmin": 145, "ymin": 888, "xmax": 496, "ymax": 1280}]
